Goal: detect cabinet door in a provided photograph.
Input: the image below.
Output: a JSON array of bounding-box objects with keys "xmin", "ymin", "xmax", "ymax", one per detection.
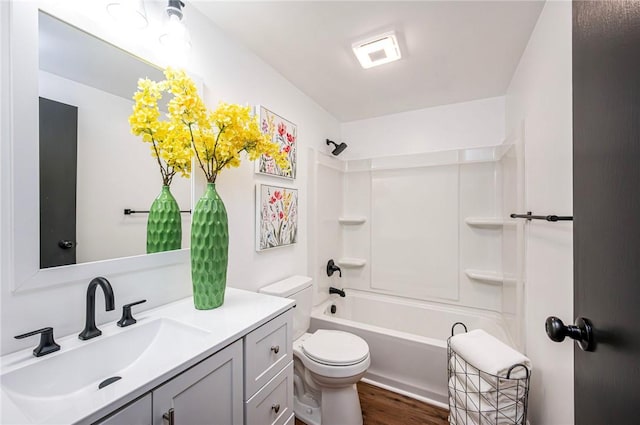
[
  {"xmin": 94, "ymin": 394, "xmax": 151, "ymax": 425},
  {"xmin": 153, "ymin": 340, "xmax": 243, "ymax": 425}
]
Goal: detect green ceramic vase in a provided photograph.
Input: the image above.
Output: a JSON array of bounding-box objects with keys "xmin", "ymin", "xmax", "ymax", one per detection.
[
  {"xmin": 147, "ymin": 186, "xmax": 182, "ymax": 254},
  {"xmin": 191, "ymin": 183, "xmax": 229, "ymax": 309}
]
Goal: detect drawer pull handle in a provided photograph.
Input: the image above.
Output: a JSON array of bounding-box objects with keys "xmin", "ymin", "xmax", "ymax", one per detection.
[
  {"xmin": 163, "ymin": 408, "xmax": 175, "ymax": 425},
  {"xmin": 271, "ymin": 345, "xmax": 280, "ymax": 354},
  {"xmin": 272, "ymin": 403, "xmax": 281, "ymax": 414}
]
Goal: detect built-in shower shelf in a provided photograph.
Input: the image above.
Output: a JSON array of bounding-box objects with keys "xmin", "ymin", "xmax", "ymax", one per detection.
[
  {"xmin": 465, "ymin": 269, "xmax": 504, "ymax": 285},
  {"xmin": 338, "ymin": 216, "xmax": 367, "ymax": 225},
  {"xmin": 465, "ymin": 217, "xmax": 516, "ymax": 228},
  {"xmin": 338, "ymin": 257, "xmax": 367, "ymax": 268}
]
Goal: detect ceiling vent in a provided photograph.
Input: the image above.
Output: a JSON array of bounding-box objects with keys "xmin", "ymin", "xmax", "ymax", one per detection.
[{"xmin": 352, "ymin": 31, "xmax": 402, "ymax": 69}]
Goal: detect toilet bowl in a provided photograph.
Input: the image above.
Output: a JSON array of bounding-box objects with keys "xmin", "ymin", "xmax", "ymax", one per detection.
[
  {"xmin": 259, "ymin": 276, "xmax": 370, "ymax": 425},
  {"xmin": 294, "ymin": 331, "xmax": 370, "ymax": 425}
]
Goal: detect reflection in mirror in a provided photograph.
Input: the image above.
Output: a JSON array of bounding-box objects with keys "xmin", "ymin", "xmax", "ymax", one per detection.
[{"xmin": 38, "ymin": 11, "xmax": 191, "ymax": 268}]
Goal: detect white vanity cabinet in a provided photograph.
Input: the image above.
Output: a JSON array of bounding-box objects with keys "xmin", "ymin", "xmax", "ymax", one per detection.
[
  {"xmin": 93, "ymin": 340, "xmax": 244, "ymax": 425},
  {"xmin": 94, "ymin": 394, "xmax": 152, "ymax": 425},
  {"xmin": 91, "ymin": 308, "xmax": 294, "ymax": 425},
  {"xmin": 1, "ymin": 290, "xmax": 295, "ymax": 425},
  {"xmin": 153, "ymin": 340, "xmax": 244, "ymax": 425},
  {"xmin": 243, "ymin": 310, "xmax": 294, "ymax": 425}
]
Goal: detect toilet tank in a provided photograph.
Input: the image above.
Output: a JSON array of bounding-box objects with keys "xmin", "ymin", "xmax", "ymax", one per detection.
[{"xmin": 259, "ymin": 276, "xmax": 313, "ymax": 340}]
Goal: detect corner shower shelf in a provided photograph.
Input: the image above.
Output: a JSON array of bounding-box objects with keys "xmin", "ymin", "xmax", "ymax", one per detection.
[
  {"xmin": 464, "ymin": 269, "xmax": 504, "ymax": 285},
  {"xmin": 337, "ymin": 258, "xmax": 367, "ymax": 268},
  {"xmin": 338, "ymin": 216, "xmax": 367, "ymax": 225},
  {"xmin": 465, "ymin": 217, "xmax": 516, "ymax": 228}
]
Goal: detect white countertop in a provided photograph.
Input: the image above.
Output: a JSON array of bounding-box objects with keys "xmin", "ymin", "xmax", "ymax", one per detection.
[{"xmin": 0, "ymin": 288, "xmax": 294, "ymax": 424}]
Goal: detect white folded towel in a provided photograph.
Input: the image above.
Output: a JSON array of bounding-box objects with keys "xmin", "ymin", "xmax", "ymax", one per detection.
[
  {"xmin": 449, "ymin": 374, "xmax": 526, "ymax": 411},
  {"xmin": 449, "ymin": 401, "xmax": 526, "ymax": 425},
  {"xmin": 449, "ymin": 329, "xmax": 531, "ymax": 378},
  {"xmin": 449, "ymin": 376, "xmax": 527, "ymax": 425}
]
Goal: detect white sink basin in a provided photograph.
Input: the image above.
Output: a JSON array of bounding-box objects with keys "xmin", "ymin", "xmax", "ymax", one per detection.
[{"xmin": 1, "ymin": 318, "xmax": 209, "ymax": 423}]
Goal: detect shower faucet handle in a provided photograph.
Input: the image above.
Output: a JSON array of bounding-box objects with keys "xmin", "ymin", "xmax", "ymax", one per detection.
[{"xmin": 327, "ymin": 259, "xmax": 342, "ymax": 277}]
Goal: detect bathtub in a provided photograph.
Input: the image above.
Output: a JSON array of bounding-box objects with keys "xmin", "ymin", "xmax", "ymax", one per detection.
[{"xmin": 309, "ymin": 289, "xmax": 513, "ymax": 407}]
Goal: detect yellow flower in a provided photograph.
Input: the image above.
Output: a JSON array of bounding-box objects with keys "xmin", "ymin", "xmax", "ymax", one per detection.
[
  {"xmin": 129, "ymin": 74, "xmax": 192, "ymax": 186},
  {"xmin": 130, "ymin": 67, "xmax": 288, "ymax": 184}
]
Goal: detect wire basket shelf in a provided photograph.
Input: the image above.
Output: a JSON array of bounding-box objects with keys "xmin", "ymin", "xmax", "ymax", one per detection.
[{"xmin": 448, "ymin": 322, "xmax": 530, "ymax": 425}]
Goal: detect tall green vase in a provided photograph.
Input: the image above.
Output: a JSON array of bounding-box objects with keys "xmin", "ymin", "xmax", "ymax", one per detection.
[
  {"xmin": 191, "ymin": 183, "xmax": 229, "ymax": 309},
  {"xmin": 147, "ymin": 185, "xmax": 182, "ymax": 254}
]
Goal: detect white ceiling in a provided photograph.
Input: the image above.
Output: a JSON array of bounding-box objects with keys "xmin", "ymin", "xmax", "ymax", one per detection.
[{"xmin": 192, "ymin": 1, "xmax": 544, "ymax": 122}]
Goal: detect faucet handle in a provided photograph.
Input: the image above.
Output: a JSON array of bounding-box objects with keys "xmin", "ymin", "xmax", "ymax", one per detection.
[
  {"xmin": 117, "ymin": 299, "xmax": 147, "ymax": 327},
  {"xmin": 15, "ymin": 327, "xmax": 61, "ymax": 357},
  {"xmin": 327, "ymin": 259, "xmax": 342, "ymax": 277}
]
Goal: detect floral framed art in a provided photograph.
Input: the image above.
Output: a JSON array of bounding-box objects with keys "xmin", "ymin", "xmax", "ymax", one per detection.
[
  {"xmin": 256, "ymin": 184, "xmax": 298, "ymax": 251},
  {"xmin": 255, "ymin": 105, "xmax": 297, "ymax": 179}
]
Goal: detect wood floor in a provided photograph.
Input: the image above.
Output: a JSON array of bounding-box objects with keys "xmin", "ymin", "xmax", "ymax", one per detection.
[{"xmin": 295, "ymin": 382, "xmax": 449, "ymax": 425}]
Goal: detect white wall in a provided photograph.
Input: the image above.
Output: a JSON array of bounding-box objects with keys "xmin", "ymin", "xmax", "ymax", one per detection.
[
  {"xmin": 505, "ymin": 2, "xmax": 573, "ymax": 424},
  {"xmin": 340, "ymin": 96, "xmax": 505, "ymax": 160},
  {"xmin": 1, "ymin": 1, "xmax": 339, "ymax": 355}
]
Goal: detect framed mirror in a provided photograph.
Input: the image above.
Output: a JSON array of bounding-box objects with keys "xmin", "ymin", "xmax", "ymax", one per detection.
[{"xmin": 7, "ymin": 2, "xmax": 194, "ymax": 292}]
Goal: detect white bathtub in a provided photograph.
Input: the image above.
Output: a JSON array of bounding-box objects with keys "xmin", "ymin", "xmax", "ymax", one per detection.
[{"xmin": 309, "ymin": 289, "xmax": 513, "ymax": 407}]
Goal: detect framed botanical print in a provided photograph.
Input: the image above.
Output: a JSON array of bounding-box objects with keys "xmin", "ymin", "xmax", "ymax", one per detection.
[
  {"xmin": 255, "ymin": 106, "xmax": 297, "ymax": 179},
  {"xmin": 256, "ymin": 184, "xmax": 298, "ymax": 251}
]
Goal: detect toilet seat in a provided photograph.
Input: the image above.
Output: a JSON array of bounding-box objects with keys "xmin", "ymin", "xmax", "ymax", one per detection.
[
  {"xmin": 302, "ymin": 330, "xmax": 369, "ymax": 366},
  {"xmin": 294, "ymin": 330, "xmax": 371, "ymax": 379}
]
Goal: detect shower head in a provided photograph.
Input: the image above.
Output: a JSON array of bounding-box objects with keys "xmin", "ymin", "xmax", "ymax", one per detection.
[{"xmin": 326, "ymin": 139, "xmax": 348, "ymax": 156}]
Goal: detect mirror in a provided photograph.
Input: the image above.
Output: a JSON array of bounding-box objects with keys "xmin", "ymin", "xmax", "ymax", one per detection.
[{"xmin": 37, "ymin": 11, "xmax": 191, "ymax": 268}]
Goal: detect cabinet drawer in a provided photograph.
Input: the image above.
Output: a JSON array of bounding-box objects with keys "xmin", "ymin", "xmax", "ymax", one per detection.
[
  {"xmin": 245, "ymin": 361, "xmax": 293, "ymax": 425},
  {"xmin": 244, "ymin": 310, "xmax": 293, "ymax": 398}
]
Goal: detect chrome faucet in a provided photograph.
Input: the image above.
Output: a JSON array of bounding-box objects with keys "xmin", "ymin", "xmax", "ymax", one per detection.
[
  {"xmin": 329, "ymin": 287, "xmax": 346, "ymax": 297},
  {"xmin": 79, "ymin": 277, "xmax": 115, "ymax": 340}
]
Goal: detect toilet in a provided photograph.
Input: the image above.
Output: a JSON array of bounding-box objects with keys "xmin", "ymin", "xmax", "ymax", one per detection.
[{"xmin": 260, "ymin": 276, "xmax": 370, "ymax": 425}]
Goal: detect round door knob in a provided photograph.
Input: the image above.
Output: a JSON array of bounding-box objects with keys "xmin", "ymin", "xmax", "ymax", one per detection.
[
  {"xmin": 545, "ymin": 316, "xmax": 595, "ymax": 351},
  {"xmin": 271, "ymin": 403, "xmax": 280, "ymax": 414},
  {"xmin": 271, "ymin": 345, "xmax": 280, "ymax": 354},
  {"xmin": 58, "ymin": 240, "xmax": 75, "ymax": 249}
]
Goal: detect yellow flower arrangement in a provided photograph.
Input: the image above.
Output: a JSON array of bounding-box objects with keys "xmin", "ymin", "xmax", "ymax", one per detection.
[
  {"xmin": 130, "ymin": 68, "xmax": 289, "ymax": 184},
  {"xmin": 129, "ymin": 77, "xmax": 192, "ymax": 186}
]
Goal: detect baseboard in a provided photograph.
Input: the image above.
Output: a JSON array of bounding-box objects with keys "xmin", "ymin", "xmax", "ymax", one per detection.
[{"xmin": 360, "ymin": 377, "xmax": 449, "ymax": 410}]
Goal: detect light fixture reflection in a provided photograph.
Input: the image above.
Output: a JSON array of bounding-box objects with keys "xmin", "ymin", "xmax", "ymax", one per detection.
[
  {"xmin": 159, "ymin": 0, "xmax": 191, "ymax": 52},
  {"xmin": 107, "ymin": 0, "xmax": 148, "ymax": 29}
]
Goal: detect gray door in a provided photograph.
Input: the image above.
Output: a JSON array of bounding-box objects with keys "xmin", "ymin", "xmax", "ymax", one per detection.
[
  {"xmin": 572, "ymin": 1, "xmax": 640, "ymax": 423},
  {"xmin": 39, "ymin": 97, "xmax": 78, "ymax": 268}
]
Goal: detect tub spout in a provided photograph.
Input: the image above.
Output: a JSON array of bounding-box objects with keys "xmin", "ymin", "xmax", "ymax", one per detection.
[{"xmin": 329, "ymin": 287, "xmax": 346, "ymax": 297}]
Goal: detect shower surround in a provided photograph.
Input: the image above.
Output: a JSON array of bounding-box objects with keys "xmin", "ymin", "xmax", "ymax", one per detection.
[{"xmin": 308, "ymin": 139, "xmax": 525, "ymax": 403}]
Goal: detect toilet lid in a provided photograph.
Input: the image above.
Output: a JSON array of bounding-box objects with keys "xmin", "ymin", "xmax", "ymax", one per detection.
[{"xmin": 302, "ymin": 330, "xmax": 369, "ymax": 366}]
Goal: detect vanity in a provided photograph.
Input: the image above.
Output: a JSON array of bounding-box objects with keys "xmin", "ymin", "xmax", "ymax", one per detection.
[
  {"xmin": 1, "ymin": 3, "xmax": 296, "ymax": 423},
  {"xmin": 0, "ymin": 288, "xmax": 295, "ymax": 425}
]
